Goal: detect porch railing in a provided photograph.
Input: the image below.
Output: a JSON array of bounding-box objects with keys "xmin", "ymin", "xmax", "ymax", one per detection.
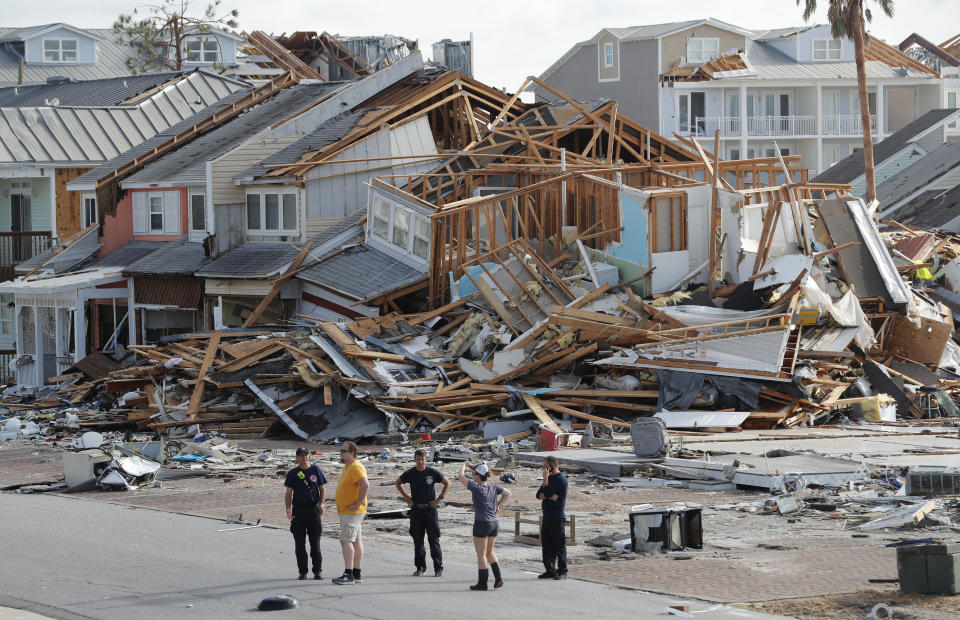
[
  {"xmin": 0, "ymin": 231, "xmax": 53, "ymax": 282},
  {"xmin": 695, "ymin": 115, "xmax": 818, "ymax": 137},
  {"xmin": 822, "ymin": 114, "xmax": 879, "ymax": 136}
]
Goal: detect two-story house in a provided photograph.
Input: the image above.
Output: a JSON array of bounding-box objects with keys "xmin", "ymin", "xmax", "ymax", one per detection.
[{"xmin": 536, "ymin": 19, "xmax": 947, "ymax": 175}]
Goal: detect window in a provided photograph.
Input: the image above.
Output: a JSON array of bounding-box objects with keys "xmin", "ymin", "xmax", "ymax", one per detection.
[
  {"xmin": 184, "ymin": 36, "xmax": 219, "ymax": 63},
  {"xmin": 149, "ymin": 196, "xmax": 164, "ymax": 233},
  {"xmin": 392, "ymin": 208, "xmax": 410, "ymax": 248},
  {"xmin": 650, "ymin": 193, "xmax": 687, "ymax": 253},
  {"xmin": 413, "ymin": 217, "xmax": 429, "ymax": 259},
  {"xmin": 190, "ymin": 194, "xmax": 205, "ymax": 231},
  {"xmin": 603, "ymin": 42, "xmax": 614, "ymax": 67},
  {"xmin": 246, "ymin": 194, "xmax": 260, "ymax": 230},
  {"xmin": 372, "ymin": 199, "xmax": 389, "ymax": 239},
  {"xmin": 687, "ymin": 38, "xmax": 719, "ymax": 63},
  {"xmin": 729, "ymin": 148, "xmax": 740, "ymax": 160},
  {"xmin": 813, "ymin": 39, "xmax": 842, "ymax": 61},
  {"xmin": 82, "ymin": 194, "xmax": 97, "ymax": 228},
  {"xmin": 245, "ymin": 191, "xmax": 297, "ymax": 234},
  {"xmin": 677, "ymin": 92, "xmax": 705, "ymax": 134},
  {"xmin": 0, "ymin": 294, "xmax": 13, "ymax": 338},
  {"xmin": 43, "ymin": 39, "xmax": 77, "ymax": 62}
]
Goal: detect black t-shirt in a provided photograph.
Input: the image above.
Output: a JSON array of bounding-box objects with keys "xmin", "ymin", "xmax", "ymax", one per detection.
[
  {"xmin": 284, "ymin": 465, "xmax": 328, "ymax": 506},
  {"xmin": 399, "ymin": 466, "xmax": 445, "ymax": 504},
  {"xmin": 536, "ymin": 472, "xmax": 568, "ymax": 521}
]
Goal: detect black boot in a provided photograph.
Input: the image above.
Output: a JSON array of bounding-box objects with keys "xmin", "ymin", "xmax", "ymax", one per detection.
[
  {"xmin": 470, "ymin": 568, "xmax": 489, "ymax": 591},
  {"xmin": 491, "ymin": 562, "xmax": 503, "ymax": 589}
]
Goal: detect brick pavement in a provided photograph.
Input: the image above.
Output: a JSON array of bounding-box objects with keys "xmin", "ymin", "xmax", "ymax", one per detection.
[
  {"xmin": 0, "ymin": 446, "xmax": 63, "ymax": 488},
  {"xmin": 571, "ymin": 546, "xmax": 898, "ymax": 602}
]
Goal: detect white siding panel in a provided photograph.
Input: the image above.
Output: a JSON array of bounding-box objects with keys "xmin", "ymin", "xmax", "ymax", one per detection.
[
  {"xmin": 132, "ymin": 191, "xmax": 148, "ymax": 234},
  {"xmin": 163, "ymin": 190, "xmax": 180, "ymax": 234}
]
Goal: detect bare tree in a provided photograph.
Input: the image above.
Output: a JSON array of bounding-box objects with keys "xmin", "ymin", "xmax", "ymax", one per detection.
[
  {"xmin": 797, "ymin": 0, "xmax": 894, "ymax": 205},
  {"xmin": 114, "ymin": 0, "xmax": 240, "ymax": 73}
]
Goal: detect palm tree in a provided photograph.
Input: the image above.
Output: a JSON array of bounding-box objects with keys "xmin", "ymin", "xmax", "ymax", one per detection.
[{"xmin": 797, "ymin": 0, "xmax": 894, "ymax": 205}]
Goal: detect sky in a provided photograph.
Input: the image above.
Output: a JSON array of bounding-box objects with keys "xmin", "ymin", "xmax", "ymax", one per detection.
[{"xmin": 3, "ymin": 0, "xmax": 953, "ymax": 93}]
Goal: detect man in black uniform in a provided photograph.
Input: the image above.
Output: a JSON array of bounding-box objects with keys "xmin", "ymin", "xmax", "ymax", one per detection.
[
  {"xmin": 395, "ymin": 449, "xmax": 451, "ymax": 577},
  {"xmin": 536, "ymin": 455, "xmax": 568, "ymax": 580},
  {"xmin": 284, "ymin": 447, "xmax": 328, "ymax": 580}
]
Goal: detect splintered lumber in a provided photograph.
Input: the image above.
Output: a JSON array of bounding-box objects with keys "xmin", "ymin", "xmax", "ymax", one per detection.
[
  {"xmin": 539, "ymin": 400, "xmax": 631, "ymax": 429},
  {"xmin": 521, "ymin": 394, "xmax": 563, "ymax": 434},
  {"xmin": 533, "ymin": 343, "xmax": 598, "ymax": 376},
  {"xmin": 215, "ymin": 342, "xmax": 284, "ymax": 373},
  {"xmin": 243, "ymin": 242, "xmax": 313, "ymax": 327},
  {"xmin": 489, "ymin": 346, "xmax": 582, "ymax": 384},
  {"xmin": 187, "ymin": 330, "xmax": 221, "ymax": 420},
  {"xmin": 471, "ymin": 384, "xmax": 659, "ymax": 399}
]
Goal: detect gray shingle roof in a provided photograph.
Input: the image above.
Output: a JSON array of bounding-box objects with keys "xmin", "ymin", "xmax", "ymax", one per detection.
[
  {"xmin": 0, "ymin": 71, "xmax": 197, "ymax": 107},
  {"xmin": 89, "ymin": 240, "xmax": 166, "ymax": 268},
  {"xmin": 195, "ymin": 243, "xmax": 302, "ymax": 278},
  {"xmin": 298, "ymin": 244, "xmax": 425, "ymax": 300},
  {"xmin": 237, "ymin": 107, "xmax": 366, "ymax": 182},
  {"xmin": 122, "ymin": 82, "xmax": 346, "ymax": 186},
  {"xmin": 123, "ymin": 236, "xmax": 210, "ymax": 275},
  {"xmin": 812, "ymin": 109, "xmax": 960, "ymax": 185},
  {"xmin": 897, "ymin": 185, "xmax": 960, "ymax": 231},
  {"xmin": 878, "ymin": 141, "xmax": 960, "ymax": 211},
  {"xmin": 0, "ymin": 70, "xmax": 250, "ymax": 165}
]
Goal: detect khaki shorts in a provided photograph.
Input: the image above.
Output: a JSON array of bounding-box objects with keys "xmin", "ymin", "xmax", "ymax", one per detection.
[{"xmin": 339, "ymin": 513, "xmax": 365, "ymax": 542}]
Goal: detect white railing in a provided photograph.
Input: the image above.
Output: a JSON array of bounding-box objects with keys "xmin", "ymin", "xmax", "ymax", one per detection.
[
  {"xmin": 693, "ymin": 115, "xmax": 817, "ymax": 137},
  {"xmin": 747, "ymin": 115, "xmax": 817, "ymax": 136},
  {"xmin": 822, "ymin": 114, "xmax": 879, "ymax": 135}
]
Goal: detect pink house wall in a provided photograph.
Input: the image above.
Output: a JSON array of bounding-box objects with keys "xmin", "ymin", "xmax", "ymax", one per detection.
[{"xmin": 99, "ymin": 187, "xmax": 190, "ymax": 257}]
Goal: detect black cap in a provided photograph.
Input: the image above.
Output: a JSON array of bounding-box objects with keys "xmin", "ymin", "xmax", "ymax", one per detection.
[{"xmin": 296, "ymin": 447, "xmax": 309, "ymax": 456}]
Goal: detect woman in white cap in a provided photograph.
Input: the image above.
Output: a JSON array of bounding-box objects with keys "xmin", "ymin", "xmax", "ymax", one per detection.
[{"xmin": 458, "ymin": 460, "xmax": 511, "ymax": 590}]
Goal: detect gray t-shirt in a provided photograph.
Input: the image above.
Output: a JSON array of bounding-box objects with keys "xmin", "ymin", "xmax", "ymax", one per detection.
[{"xmin": 468, "ymin": 480, "xmax": 503, "ymax": 523}]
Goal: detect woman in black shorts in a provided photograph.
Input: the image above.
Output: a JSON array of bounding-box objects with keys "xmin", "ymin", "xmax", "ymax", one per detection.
[{"xmin": 458, "ymin": 461, "xmax": 511, "ymax": 590}]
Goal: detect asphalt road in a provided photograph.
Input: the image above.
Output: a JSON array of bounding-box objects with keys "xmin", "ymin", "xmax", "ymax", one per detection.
[{"xmin": 0, "ymin": 493, "xmax": 783, "ymax": 620}]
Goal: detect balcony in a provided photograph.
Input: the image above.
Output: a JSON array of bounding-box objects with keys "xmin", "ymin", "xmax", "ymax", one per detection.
[
  {"xmin": 822, "ymin": 114, "xmax": 879, "ymax": 136},
  {"xmin": 694, "ymin": 116, "xmax": 817, "ymax": 137},
  {"xmin": 0, "ymin": 231, "xmax": 53, "ymax": 282}
]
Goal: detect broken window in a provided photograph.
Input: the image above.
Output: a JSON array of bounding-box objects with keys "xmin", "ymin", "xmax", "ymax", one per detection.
[
  {"xmin": 650, "ymin": 193, "xmax": 687, "ymax": 253},
  {"xmin": 687, "ymin": 38, "xmax": 719, "ymax": 63},
  {"xmin": 373, "ymin": 198, "xmax": 390, "ymax": 239},
  {"xmin": 812, "ymin": 39, "xmax": 841, "ymax": 61},
  {"xmin": 393, "ymin": 208, "xmax": 410, "ymax": 248},
  {"xmin": 413, "ymin": 217, "xmax": 430, "ymax": 259}
]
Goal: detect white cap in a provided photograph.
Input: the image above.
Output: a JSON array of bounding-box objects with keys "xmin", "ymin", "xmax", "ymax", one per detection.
[{"xmin": 472, "ymin": 462, "xmax": 489, "ymax": 476}]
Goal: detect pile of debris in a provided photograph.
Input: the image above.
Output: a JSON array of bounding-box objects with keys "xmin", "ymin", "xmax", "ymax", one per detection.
[{"xmin": 3, "ymin": 195, "xmax": 960, "ymax": 448}]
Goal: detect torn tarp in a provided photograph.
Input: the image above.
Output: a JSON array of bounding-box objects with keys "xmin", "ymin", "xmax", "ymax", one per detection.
[{"xmin": 654, "ymin": 369, "xmax": 704, "ymax": 410}]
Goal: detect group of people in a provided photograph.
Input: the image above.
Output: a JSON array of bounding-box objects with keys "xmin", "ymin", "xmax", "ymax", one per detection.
[{"xmin": 283, "ymin": 445, "xmax": 569, "ymax": 590}]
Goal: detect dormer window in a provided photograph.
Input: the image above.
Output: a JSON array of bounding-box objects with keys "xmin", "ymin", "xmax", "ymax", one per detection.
[
  {"xmin": 813, "ymin": 39, "xmax": 842, "ymax": 61},
  {"xmin": 184, "ymin": 36, "xmax": 219, "ymax": 63},
  {"xmin": 603, "ymin": 42, "xmax": 614, "ymax": 68},
  {"xmin": 43, "ymin": 39, "xmax": 77, "ymax": 63},
  {"xmin": 687, "ymin": 38, "xmax": 719, "ymax": 63}
]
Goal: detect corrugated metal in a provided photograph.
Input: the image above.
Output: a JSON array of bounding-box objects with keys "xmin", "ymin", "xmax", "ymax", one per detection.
[
  {"xmin": 134, "ymin": 276, "xmax": 203, "ymax": 309},
  {"xmin": 0, "ymin": 72, "xmax": 194, "ymax": 107},
  {"xmin": 0, "ymin": 71, "xmax": 250, "ymax": 164},
  {"xmin": 298, "ymin": 243, "xmax": 426, "ymax": 300}
]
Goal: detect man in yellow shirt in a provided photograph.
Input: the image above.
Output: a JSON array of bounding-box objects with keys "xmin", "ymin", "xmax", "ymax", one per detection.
[{"xmin": 332, "ymin": 441, "xmax": 369, "ymax": 585}]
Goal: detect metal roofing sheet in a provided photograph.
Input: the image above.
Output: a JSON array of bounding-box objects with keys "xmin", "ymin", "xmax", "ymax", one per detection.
[
  {"xmin": 879, "ymin": 141, "xmax": 960, "ymax": 211},
  {"xmin": 0, "ymin": 27, "xmax": 135, "ymax": 86},
  {"xmin": 0, "ymin": 72, "xmax": 189, "ymax": 108},
  {"xmin": 134, "ymin": 276, "xmax": 203, "ymax": 309},
  {"xmin": 298, "ymin": 244, "xmax": 425, "ymax": 300},
  {"xmin": 89, "ymin": 241, "xmax": 166, "ymax": 268},
  {"xmin": 0, "ymin": 71, "xmax": 250, "ymax": 164}
]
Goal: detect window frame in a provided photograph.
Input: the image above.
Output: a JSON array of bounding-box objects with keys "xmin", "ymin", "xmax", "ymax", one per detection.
[
  {"xmin": 81, "ymin": 193, "xmax": 97, "ymax": 228},
  {"xmin": 413, "ymin": 217, "xmax": 430, "ymax": 260},
  {"xmin": 367, "ymin": 196, "xmax": 430, "ymax": 263},
  {"xmin": 946, "ymin": 90, "xmax": 959, "ymax": 131},
  {"xmin": 149, "ymin": 195, "xmax": 164, "ymax": 233},
  {"xmin": 189, "ymin": 192, "xmax": 206, "ymax": 232},
  {"xmin": 812, "ymin": 38, "xmax": 842, "ymax": 61},
  {"xmin": 686, "ymin": 38, "xmax": 719, "ymax": 63},
  {"xmin": 183, "ymin": 35, "xmax": 220, "ymax": 64},
  {"xmin": 244, "ymin": 189, "xmax": 298, "ymax": 235},
  {"xmin": 42, "ymin": 38, "xmax": 78, "ymax": 63},
  {"xmin": 603, "ymin": 42, "xmax": 614, "ymax": 67},
  {"xmin": 649, "ymin": 192, "xmax": 688, "ymax": 253}
]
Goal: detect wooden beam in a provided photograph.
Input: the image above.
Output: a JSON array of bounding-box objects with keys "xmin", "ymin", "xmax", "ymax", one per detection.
[{"xmin": 186, "ymin": 330, "xmax": 221, "ymax": 421}]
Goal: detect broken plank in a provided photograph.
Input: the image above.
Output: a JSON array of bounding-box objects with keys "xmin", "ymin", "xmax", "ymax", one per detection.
[
  {"xmin": 520, "ymin": 394, "xmax": 563, "ymax": 434},
  {"xmin": 187, "ymin": 330, "xmax": 222, "ymax": 421}
]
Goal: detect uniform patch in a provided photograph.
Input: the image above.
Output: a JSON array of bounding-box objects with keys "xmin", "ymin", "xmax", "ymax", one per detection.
[
  {"xmin": 297, "ymin": 471, "xmax": 305, "ymax": 479},
  {"xmin": 425, "ymin": 476, "xmax": 434, "ymax": 485}
]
